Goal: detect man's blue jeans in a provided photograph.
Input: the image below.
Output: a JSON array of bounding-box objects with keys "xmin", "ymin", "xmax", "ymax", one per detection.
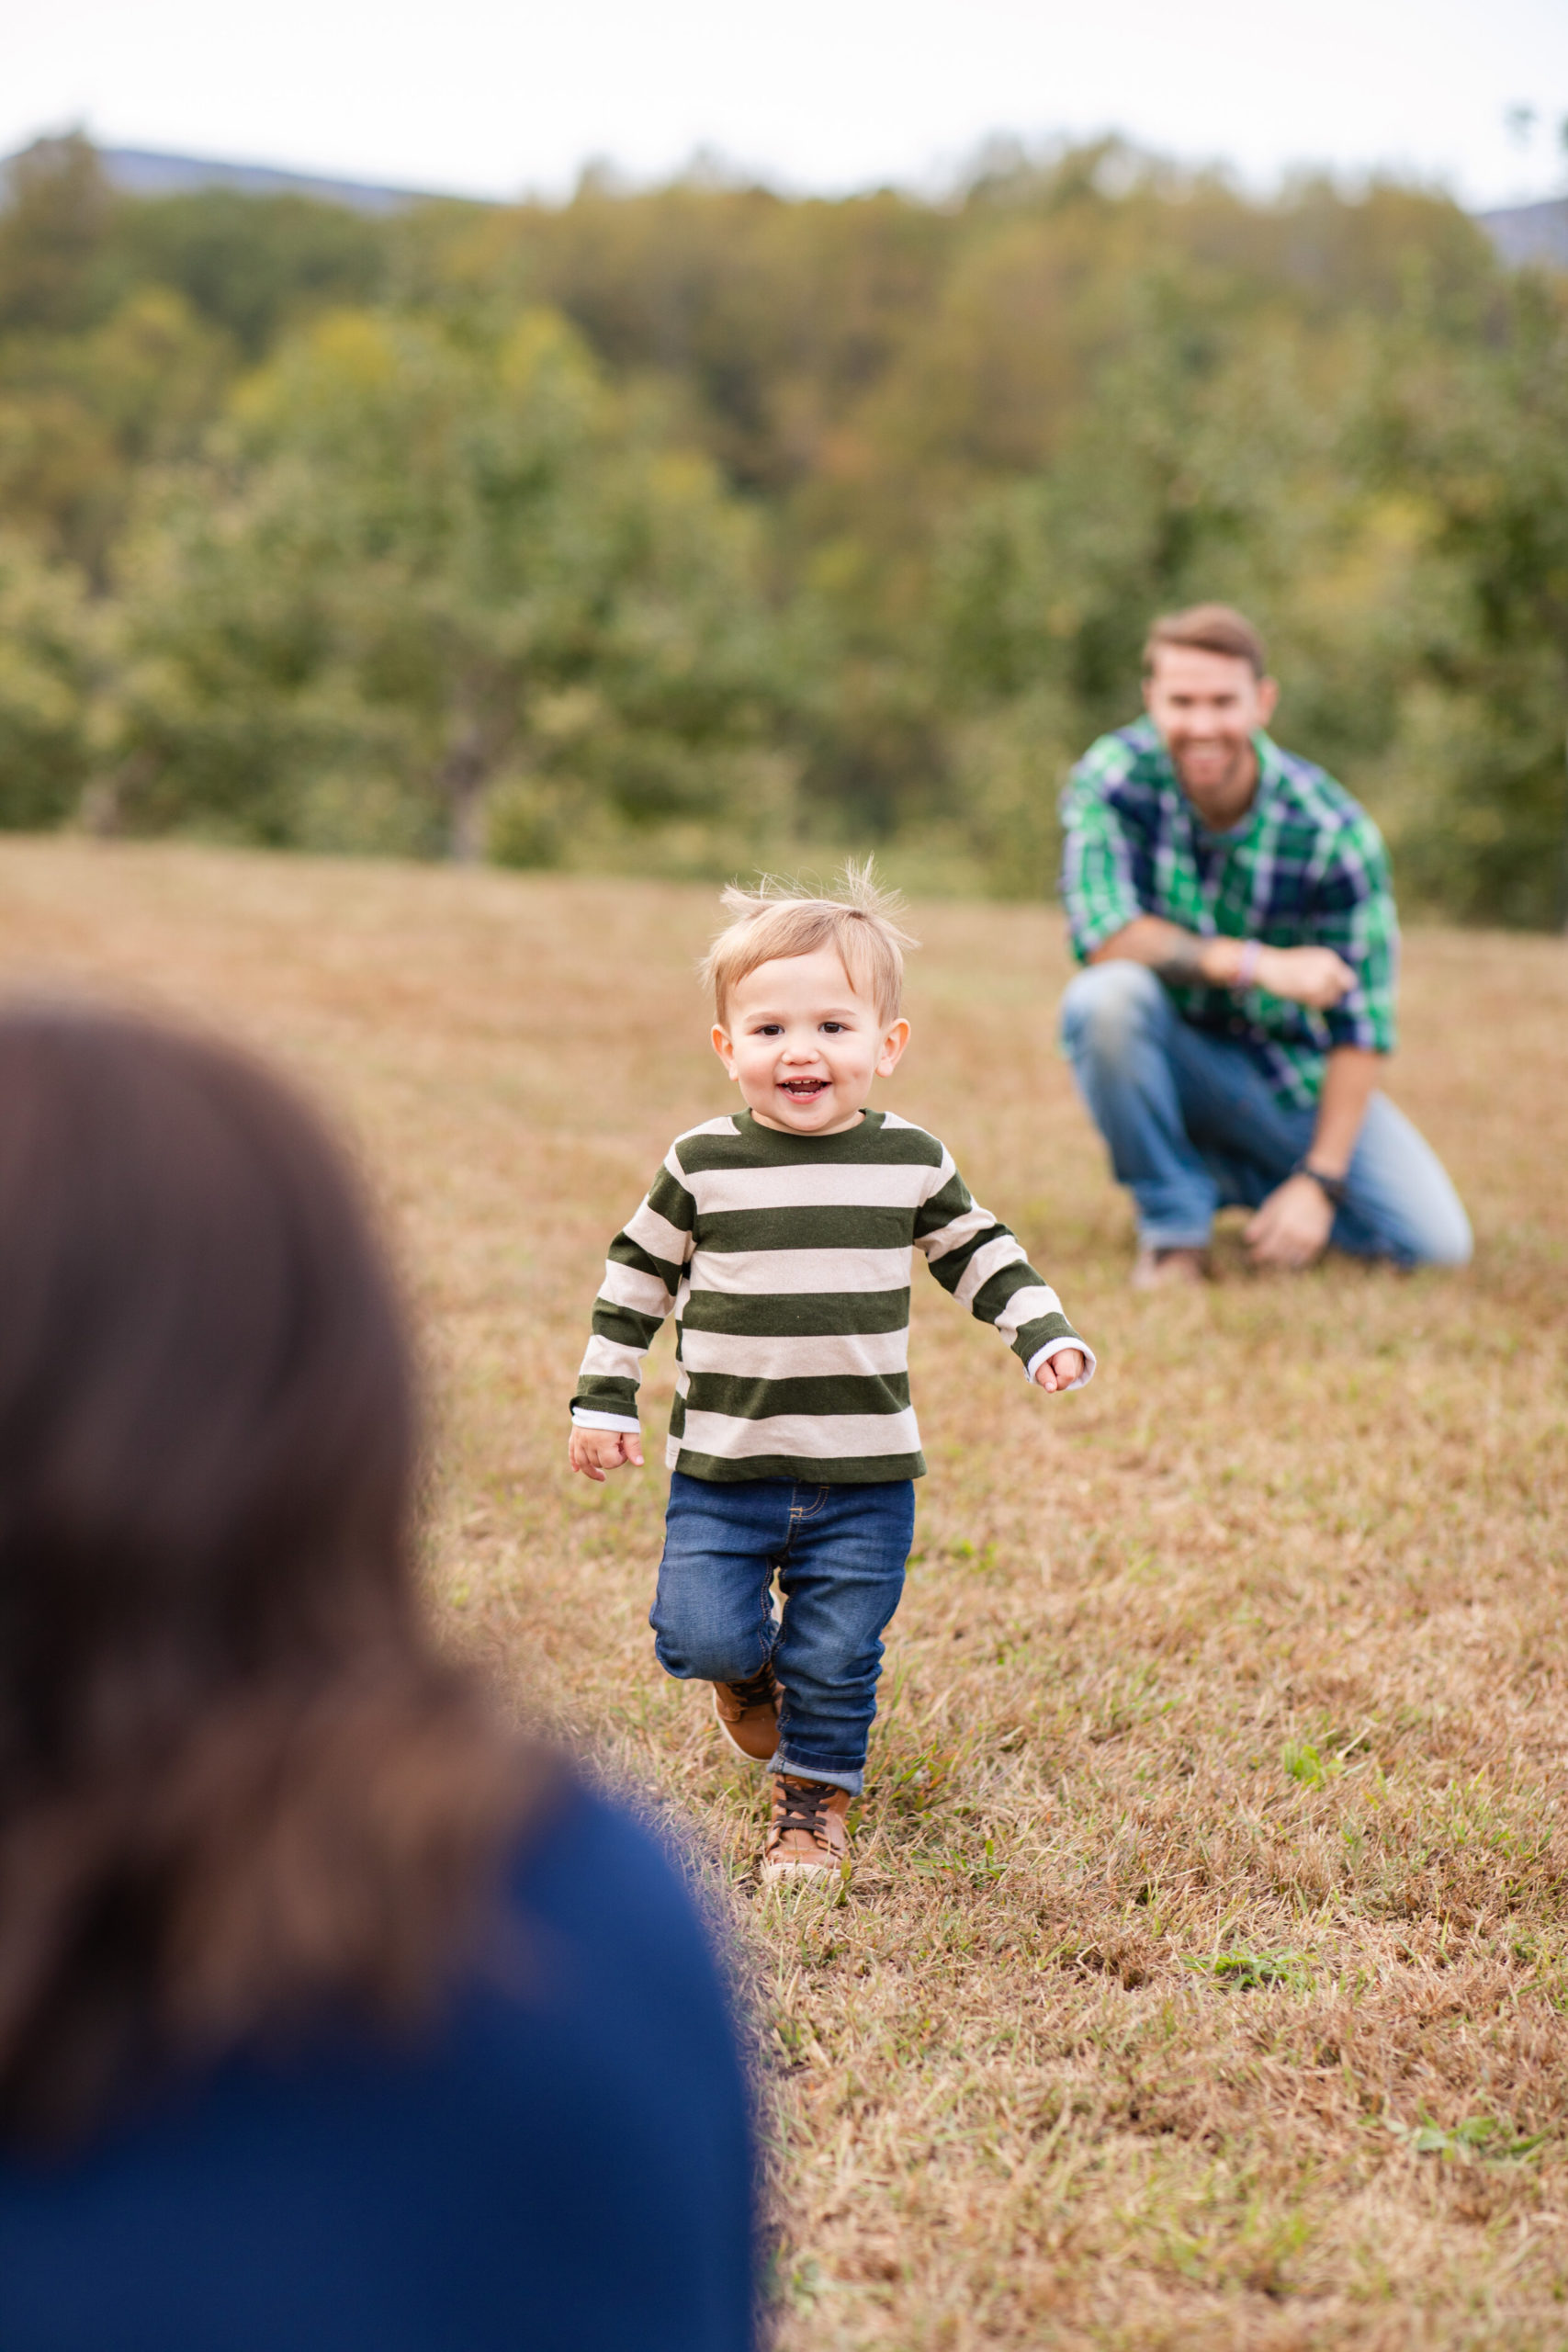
[
  {"xmin": 651, "ymin": 1472, "xmax": 916, "ymax": 1795},
  {"xmin": 1059, "ymin": 961, "xmax": 1472, "ymax": 1266}
]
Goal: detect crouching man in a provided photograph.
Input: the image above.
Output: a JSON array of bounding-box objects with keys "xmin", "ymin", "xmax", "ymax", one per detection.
[{"xmin": 1058, "ymin": 603, "xmax": 1471, "ymax": 1284}]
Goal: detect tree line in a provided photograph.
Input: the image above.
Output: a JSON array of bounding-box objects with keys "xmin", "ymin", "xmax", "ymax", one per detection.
[{"xmin": 1, "ymin": 131, "xmax": 1563, "ymax": 920}]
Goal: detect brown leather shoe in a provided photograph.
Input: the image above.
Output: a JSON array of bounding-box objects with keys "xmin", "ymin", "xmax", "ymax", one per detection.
[
  {"xmin": 761, "ymin": 1775, "xmax": 851, "ymax": 1883},
  {"xmin": 1131, "ymin": 1244, "xmax": 1207, "ymax": 1291},
  {"xmin": 712, "ymin": 1660, "xmax": 780, "ymax": 1763}
]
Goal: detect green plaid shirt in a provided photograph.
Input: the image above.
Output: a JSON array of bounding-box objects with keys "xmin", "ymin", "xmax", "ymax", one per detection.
[{"xmin": 1060, "ymin": 718, "xmax": 1398, "ymax": 1108}]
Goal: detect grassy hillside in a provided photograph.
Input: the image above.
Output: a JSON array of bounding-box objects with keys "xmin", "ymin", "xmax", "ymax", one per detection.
[{"xmin": 4, "ymin": 839, "xmax": 1565, "ymax": 2346}]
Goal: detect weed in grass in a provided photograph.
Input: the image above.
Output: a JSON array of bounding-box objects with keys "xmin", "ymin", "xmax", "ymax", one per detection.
[
  {"xmin": 1280, "ymin": 1736, "xmax": 1345, "ymax": 1789},
  {"xmin": 1196, "ymin": 1949, "xmax": 1316, "ymax": 1993},
  {"xmin": 1385, "ymin": 2113, "xmax": 1550, "ymax": 2165}
]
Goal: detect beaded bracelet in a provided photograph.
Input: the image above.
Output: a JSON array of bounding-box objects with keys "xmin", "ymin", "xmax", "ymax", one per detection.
[{"xmin": 1235, "ymin": 938, "xmax": 1263, "ymax": 989}]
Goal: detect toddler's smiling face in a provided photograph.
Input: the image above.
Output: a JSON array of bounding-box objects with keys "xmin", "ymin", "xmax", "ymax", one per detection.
[{"xmin": 712, "ymin": 947, "xmax": 909, "ymax": 1136}]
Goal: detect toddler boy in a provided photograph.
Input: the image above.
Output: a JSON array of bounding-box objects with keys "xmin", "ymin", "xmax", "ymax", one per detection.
[{"xmin": 569, "ymin": 868, "xmax": 1095, "ymax": 1883}]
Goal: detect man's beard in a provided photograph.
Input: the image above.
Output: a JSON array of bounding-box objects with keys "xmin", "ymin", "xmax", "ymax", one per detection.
[{"xmin": 1172, "ymin": 738, "xmax": 1254, "ymax": 808}]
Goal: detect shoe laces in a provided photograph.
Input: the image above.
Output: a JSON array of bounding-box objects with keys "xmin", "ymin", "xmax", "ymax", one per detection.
[
  {"xmin": 773, "ymin": 1778, "xmax": 835, "ymax": 1841},
  {"xmin": 730, "ymin": 1661, "xmax": 777, "ymax": 1709}
]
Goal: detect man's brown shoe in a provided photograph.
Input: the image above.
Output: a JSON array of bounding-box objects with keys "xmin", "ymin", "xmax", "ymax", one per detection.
[
  {"xmin": 1131, "ymin": 1244, "xmax": 1207, "ymax": 1291},
  {"xmin": 761, "ymin": 1775, "xmax": 851, "ymax": 1883},
  {"xmin": 712, "ymin": 1660, "xmax": 781, "ymax": 1764}
]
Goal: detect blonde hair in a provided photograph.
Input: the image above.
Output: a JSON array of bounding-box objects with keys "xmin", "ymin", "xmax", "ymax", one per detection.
[{"xmin": 702, "ymin": 861, "xmax": 919, "ymax": 1027}]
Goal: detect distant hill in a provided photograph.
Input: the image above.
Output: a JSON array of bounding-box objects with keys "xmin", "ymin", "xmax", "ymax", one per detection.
[
  {"xmin": 95, "ymin": 146, "xmax": 479, "ymax": 215},
  {"xmin": 1476, "ymin": 197, "xmax": 1568, "ymax": 270},
  {"xmin": 6, "ymin": 143, "xmax": 1564, "ymax": 267}
]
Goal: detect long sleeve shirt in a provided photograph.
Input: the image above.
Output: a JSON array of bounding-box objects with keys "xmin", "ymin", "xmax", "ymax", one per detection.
[
  {"xmin": 1060, "ymin": 718, "xmax": 1398, "ymax": 1108},
  {"xmin": 571, "ymin": 1107, "xmax": 1093, "ymax": 1484},
  {"xmin": 0, "ymin": 1785, "xmax": 756, "ymax": 2352}
]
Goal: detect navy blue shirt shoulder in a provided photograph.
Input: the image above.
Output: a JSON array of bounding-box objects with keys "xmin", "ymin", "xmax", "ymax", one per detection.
[{"xmin": 0, "ymin": 1782, "xmax": 756, "ymax": 2352}]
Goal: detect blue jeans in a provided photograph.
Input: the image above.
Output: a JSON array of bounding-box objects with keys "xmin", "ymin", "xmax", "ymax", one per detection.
[
  {"xmin": 650, "ymin": 1473, "xmax": 916, "ymax": 1795},
  {"xmin": 1059, "ymin": 961, "xmax": 1472, "ymax": 1266}
]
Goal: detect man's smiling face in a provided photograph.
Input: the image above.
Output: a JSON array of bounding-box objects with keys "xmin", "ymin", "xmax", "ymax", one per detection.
[
  {"xmin": 1144, "ymin": 643, "xmax": 1279, "ymax": 823},
  {"xmin": 712, "ymin": 946, "xmax": 909, "ymax": 1136}
]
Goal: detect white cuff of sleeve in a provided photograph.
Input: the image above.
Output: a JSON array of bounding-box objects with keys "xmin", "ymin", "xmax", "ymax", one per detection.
[
  {"xmin": 571, "ymin": 1408, "xmax": 643, "ymax": 1433},
  {"xmin": 1024, "ymin": 1337, "xmax": 1096, "ymax": 1390}
]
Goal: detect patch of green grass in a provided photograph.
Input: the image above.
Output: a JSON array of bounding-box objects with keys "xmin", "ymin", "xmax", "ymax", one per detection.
[
  {"xmin": 1385, "ymin": 2112, "xmax": 1550, "ymax": 2165},
  {"xmin": 1281, "ymin": 1736, "xmax": 1341, "ymax": 1789},
  {"xmin": 1194, "ymin": 1948, "xmax": 1315, "ymax": 1993}
]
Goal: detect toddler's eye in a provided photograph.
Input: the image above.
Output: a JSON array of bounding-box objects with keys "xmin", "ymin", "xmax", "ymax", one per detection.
[{"xmin": 820, "ymin": 1022, "xmax": 845, "ymax": 1034}]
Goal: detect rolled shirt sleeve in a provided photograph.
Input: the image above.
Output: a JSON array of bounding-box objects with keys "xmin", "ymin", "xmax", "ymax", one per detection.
[
  {"xmin": 1309, "ymin": 812, "xmax": 1399, "ymax": 1057},
  {"xmin": 913, "ymin": 1154, "xmax": 1095, "ymax": 1386},
  {"xmin": 1059, "ymin": 742, "xmax": 1145, "ymax": 962}
]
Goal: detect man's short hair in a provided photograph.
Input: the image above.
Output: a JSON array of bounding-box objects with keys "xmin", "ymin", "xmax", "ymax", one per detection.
[
  {"xmin": 1143, "ymin": 603, "xmax": 1268, "ymax": 680},
  {"xmin": 702, "ymin": 861, "xmax": 918, "ymax": 1028}
]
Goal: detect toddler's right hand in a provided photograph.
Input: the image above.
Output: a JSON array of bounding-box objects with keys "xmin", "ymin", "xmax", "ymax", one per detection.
[{"xmin": 569, "ymin": 1425, "xmax": 646, "ymax": 1481}]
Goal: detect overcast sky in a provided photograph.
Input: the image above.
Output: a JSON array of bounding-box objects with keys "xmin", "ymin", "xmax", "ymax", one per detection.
[{"xmin": 4, "ymin": 0, "xmax": 1566, "ymax": 210}]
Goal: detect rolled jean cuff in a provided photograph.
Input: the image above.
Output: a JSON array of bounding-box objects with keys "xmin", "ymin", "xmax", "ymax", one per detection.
[
  {"xmin": 769, "ymin": 1746, "xmax": 862, "ymax": 1797},
  {"xmin": 1137, "ymin": 1223, "xmax": 1213, "ymax": 1251}
]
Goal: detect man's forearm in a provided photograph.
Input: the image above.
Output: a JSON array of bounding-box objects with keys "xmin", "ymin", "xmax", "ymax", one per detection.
[
  {"xmin": 1088, "ymin": 920, "xmax": 1357, "ymax": 1013},
  {"xmin": 1306, "ymin": 1046, "xmax": 1381, "ymax": 1179},
  {"xmin": 1087, "ymin": 916, "xmax": 1249, "ymax": 988}
]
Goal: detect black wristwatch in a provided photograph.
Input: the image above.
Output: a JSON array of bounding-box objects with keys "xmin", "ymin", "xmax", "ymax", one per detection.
[{"xmin": 1292, "ymin": 1157, "xmax": 1348, "ymax": 1208}]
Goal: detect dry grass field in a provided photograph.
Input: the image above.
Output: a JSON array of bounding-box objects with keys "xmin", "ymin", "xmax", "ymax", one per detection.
[{"xmin": 1, "ymin": 838, "xmax": 1564, "ymax": 2348}]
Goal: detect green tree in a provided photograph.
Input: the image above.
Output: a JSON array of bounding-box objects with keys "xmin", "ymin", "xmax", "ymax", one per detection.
[
  {"xmin": 109, "ymin": 188, "xmax": 389, "ymax": 358},
  {"xmin": 1373, "ymin": 273, "xmax": 1568, "ymax": 925},
  {"xmin": 112, "ymin": 308, "xmax": 787, "ymax": 858},
  {"xmin": 0, "ymin": 285, "xmax": 232, "ymax": 577},
  {"xmin": 931, "ymin": 298, "xmax": 1436, "ymax": 886},
  {"xmin": 0, "ymin": 537, "xmax": 98, "ymax": 827},
  {"xmin": 0, "ymin": 135, "xmax": 118, "ymax": 337}
]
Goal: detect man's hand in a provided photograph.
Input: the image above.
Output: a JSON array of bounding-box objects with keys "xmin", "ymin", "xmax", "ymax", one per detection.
[
  {"xmin": 1253, "ymin": 944, "xmax": 1355, "ymax": 1010},
  {"xmin": 569, "ymin": 1425, "xmax": 645, "ymax": 1481},
  {"xmin": 1033, "ymin": 1349, "xmax": 1085, "ymax": 1392},
  {"xmin": 1244, "ymin": 1173, "xmax": 1334, "ymax": 1271}
]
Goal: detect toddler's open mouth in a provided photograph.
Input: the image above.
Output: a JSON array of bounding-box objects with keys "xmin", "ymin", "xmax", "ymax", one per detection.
[{"xmin": 780, "ymin": 1077, "xmax": 829, "ymax": 1101}]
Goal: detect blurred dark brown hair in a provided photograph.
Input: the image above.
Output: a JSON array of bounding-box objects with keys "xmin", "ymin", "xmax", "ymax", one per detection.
[
  {"xmin": 1143, "ymin": 603, "xmax": 1269, "ymax": 679},
  {"xmin": 0, "ymin": 1004, "xmax": 541, "ymax": 2143}
]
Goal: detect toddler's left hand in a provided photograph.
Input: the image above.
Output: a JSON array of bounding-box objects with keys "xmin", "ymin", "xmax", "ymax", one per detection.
[{"xmin": 1034, "ymin": 1349, "xmax": 1085, "ymax": 1392}]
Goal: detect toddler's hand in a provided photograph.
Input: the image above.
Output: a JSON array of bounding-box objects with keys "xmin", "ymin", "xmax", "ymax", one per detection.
[
  {"xmin": 1033, "ymin": 1349, "xmax": 1085, "ymax": 1393},
  {"xmin": 569, "ymin": 1426, "xmax": 646, "ymax": 1481}
]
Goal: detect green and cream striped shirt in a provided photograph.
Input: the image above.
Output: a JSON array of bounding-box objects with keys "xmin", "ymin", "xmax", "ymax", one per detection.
[{"xmin": 571, "ymin": 1108, "xmax": 1094, "ymax": 1484}]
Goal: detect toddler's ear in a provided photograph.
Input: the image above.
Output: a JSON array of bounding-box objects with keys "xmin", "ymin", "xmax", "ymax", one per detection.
[
  {"xmin": 712, "ymin": 1023, "xmax": 739, "ymax": 1077},
  {"xmin": 876, "ymin": 1017, "xmax": 911, "ymax": 1078}
]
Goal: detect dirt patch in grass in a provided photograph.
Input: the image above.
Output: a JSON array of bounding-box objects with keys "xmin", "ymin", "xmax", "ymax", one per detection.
[{"xmin": 3, "ymin": 839, "xmax": 1564, "ymax": 2347}]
